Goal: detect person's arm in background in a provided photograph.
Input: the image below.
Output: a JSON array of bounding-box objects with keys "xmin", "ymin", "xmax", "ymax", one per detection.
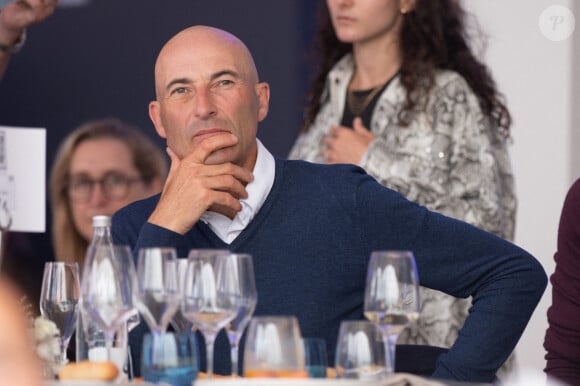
[
  {"xmin": 0, "ymin": 0, "xmax": 57, "ymax": 79},
  {"xmin": 544, "ymin": 178, "xmax": 580, "ymax": 385}
]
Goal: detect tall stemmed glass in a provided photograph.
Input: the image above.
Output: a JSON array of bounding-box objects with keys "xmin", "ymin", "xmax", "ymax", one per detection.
[
  {"xmin": 80, "ymin": 244, "xmax": 137, "ymax": 361},
  {"xmin": 136, "ymin": 247, "xmax": 180, "ymax": 335},
  {"xmin": 181, "ymin": 249, "xmax": 237, "ymax": 378},
  {"xmin": 223, "ymin": 253, "xmax": 257, "ymax": 377},
  {"xmin": 363, "ymin": 250, "xmax": 420, "ymax": 374},
  {"xmin": 40, "ymin": 262, "xmax": 81, "ymax": 365},
  {"xmin": 170, "ymin": 258, "xmax": 195, "ymax": 333}
]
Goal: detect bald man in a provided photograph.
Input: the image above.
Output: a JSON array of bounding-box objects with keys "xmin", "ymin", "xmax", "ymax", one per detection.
[
  {"xmin": 0, "ymin": 279, "xmax": 43, "ymax": 386},
  {"xmin": 113, "ymin": 26, "xmax": 546, "ymax": 383}
]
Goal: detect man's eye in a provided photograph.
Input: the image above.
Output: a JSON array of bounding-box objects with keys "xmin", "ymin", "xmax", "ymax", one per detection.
[
  {"xmin": 217, "ymin": 79, "xmax": 234, "ymax": 87},
  {"xmin": 171, "ymin": 87, "xmax": 187, "ymax": 95}
]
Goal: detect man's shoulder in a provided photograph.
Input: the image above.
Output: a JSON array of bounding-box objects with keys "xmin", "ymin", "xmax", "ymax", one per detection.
[
  {"xmin": 277, "ymin": 158, "xmax": 368, "ymax": 179},
  {"xmin": 275, "ymin": 158, "xmax": 391, "ymax": 197}
]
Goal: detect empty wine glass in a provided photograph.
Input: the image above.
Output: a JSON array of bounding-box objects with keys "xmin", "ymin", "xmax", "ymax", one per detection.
[
  {"xmin": 136, "ymin": 247, "xmax": 180, "ymax": 335},
  {"xmin": 334, "ymin": 320, "xmax": 386, "ymax": 380},
  {"xmin": 40, "ymin": 262, "xmax": 80, "ymax": 365},
  {"xmin": 223, "ymin": 253, "xmax": 257, "ymax": 377},
  {"xmin": 243, "ymin": 316, "xmax": 307, "ymax": 378},
  {"xmin": 363, "ymin": 250, "xmax": 420, "ymax": 374},
  {"xmin": 170, "ymin": 258, "xmax": 195, "ymax": 334},
  {"xmin": 181, "ymin": 249, "xmax": 237, "ymax": 378},
  {"xmin": 80, "ymin": 244, "xmax": 137, "ymax": 361}
]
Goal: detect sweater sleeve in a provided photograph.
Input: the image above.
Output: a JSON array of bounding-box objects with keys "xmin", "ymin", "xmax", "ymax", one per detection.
[
  {"xmin": 111, "ymin": 196, "xmax": 189, "ymax": 257},
  {"xmin": 360, "ymin": 74, "xmax": 516, "ymax": 240},
  {"xmin": 544, "ymin": 178, "xmax": 580, "ymax": 384},
  {"xmin": 352, "ymin": 171, "xmax": 546, "ymax": 382}
]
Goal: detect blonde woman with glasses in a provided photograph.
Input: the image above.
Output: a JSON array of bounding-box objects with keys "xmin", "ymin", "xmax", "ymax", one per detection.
[{"xmin": 50, "ymin": 118, "xmax": 167, "ymax": 267}]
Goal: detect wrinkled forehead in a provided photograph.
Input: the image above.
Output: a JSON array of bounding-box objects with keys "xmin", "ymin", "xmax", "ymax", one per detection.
[{"xmin": 154, "ymin": 27, "xmax": 258, "ymax": 92}]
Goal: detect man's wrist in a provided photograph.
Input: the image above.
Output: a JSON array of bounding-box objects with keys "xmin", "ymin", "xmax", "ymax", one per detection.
[{"xmin": 0, "ymin": 29, "xmax": 26, "ymax": 54}]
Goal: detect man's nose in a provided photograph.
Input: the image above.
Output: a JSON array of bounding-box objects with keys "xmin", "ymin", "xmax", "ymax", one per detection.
[{"xmin": 194, "ymin": 89, "xmax": 218, "ymax": 119}]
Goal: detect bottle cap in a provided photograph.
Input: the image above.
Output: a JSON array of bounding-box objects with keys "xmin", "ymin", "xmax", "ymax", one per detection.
[{"xmin": 92, "ymin": 215, "xmax": 112, "ymax": 228}]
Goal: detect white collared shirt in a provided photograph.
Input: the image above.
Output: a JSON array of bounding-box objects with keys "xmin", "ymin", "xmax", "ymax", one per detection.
[{"xmin": 200, "ymin": 139, "xmax": 275, "ymax": 244}]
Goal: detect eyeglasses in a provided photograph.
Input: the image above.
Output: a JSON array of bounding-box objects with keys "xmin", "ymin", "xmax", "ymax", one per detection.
[{"xmin": 67, "ymin": 172, "xmax": 144, "ymax": 203}]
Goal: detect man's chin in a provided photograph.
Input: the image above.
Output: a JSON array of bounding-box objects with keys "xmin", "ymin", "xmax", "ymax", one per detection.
[{"xmin": 204, "ymin": 148, "xmax": 235, "ymax": 165}]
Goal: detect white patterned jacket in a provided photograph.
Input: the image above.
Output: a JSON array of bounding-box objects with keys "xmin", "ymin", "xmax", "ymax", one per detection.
[{"xmin": 289, "ymin": 54, "xmax": 516, "ymax": 242}]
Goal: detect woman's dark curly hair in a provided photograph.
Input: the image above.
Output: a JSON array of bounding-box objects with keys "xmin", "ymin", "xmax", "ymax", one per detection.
[{"xmin": 301, "ymin": 0, "xmax": 511, "ymax": 138}]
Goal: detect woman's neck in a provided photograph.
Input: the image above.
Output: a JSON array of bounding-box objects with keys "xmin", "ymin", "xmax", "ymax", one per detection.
[{"xmin": 350, "ymin": 34, "xmax": 402, "ymax": 90}]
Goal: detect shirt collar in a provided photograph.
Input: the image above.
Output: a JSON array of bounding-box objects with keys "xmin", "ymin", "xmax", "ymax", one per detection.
[{"xmin": 200, "ymin": 139, "xmax": 275, "ymax": 243}]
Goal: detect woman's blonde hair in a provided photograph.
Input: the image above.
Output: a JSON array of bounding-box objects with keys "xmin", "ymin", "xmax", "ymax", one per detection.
[{"xmin": 49, "ymin": 118, "xmax": 167, "ymax": 267}]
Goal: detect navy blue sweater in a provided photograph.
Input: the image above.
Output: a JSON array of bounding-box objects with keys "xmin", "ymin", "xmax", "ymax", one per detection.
[{"xmin": 112, "ymin": 159, "xmax": 546, "ymax": 382}]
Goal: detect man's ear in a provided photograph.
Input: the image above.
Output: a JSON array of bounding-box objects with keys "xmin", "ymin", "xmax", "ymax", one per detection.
[
  {"xmin": 149, "ymin": 101, "xmax": 167, "ymax": 139},
  {"xmin": 256, "ymin": 82, "xmax": 270, "ymax": 122}
]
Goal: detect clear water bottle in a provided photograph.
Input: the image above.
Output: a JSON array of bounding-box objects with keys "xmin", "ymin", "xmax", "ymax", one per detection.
[
  {"xmin": 76, "ymin": 215, "xmax": 133, "ymax": 381},
  {"xmin": 76, "ymin": 215, "xmax": 113, "ymax": 362}
]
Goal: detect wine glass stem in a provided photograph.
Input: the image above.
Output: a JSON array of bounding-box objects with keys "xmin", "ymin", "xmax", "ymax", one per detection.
[
  {"xmin": 383, "ymin": 332, "xmax": 398, "ymax": 374},
  {"xmin": 230, "ymin": 342, "xmax": 239, "ymax": 377},
  {"xmin": 205, "ymin": 334, "xmax": 216, "ymax": 379},
  {"xmin": 151, "ymin": 330, "xmax": 161, "ymax": 367},
  {"xmin": 104, "ymin": 330, "xmax": 115, "ymax": 362},
  {"xmin": 60, "ymin": 340, "xmax": 69, "ymax": 365}
]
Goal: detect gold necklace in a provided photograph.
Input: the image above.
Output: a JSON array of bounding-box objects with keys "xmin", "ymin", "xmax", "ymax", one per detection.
[{"xmin": 347, "ymin": 83, "xmax": 384, "ymax": 116}]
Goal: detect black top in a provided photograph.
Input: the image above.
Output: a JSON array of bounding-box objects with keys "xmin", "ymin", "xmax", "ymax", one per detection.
[{"xmin": 340, "ymin": 75, "xmax": 396, "ymax": 129}]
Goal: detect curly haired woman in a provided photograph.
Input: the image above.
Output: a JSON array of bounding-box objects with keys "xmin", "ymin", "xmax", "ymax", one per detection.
[{"xmin": 289, "ymin": 0, "xmax": 516, "ymax": 375}]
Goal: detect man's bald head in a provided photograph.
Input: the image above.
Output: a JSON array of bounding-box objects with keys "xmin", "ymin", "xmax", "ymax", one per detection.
[{"xmin": 154, "ymin": 26, "xmax": 259, "ymax": 98}]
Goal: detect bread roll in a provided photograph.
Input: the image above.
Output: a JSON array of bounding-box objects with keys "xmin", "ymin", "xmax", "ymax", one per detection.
[{"xmin": 59, "ymin": 360, "xmax": 119, "ymax": 381}]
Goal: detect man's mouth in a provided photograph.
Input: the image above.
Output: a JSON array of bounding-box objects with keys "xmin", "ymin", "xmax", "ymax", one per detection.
[{"xmin": 193, "ymin": 128, "xmax": 230, "ymax": 141}]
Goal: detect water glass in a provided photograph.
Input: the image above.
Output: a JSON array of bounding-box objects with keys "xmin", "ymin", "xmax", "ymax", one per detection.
[
  {"xmin": 136, "ymin": 247, "xmax": 180, "ymax": 335},
  {"xmin": 170, "ymin": 258, "xmax": 195, "ymax": 333},
  {"xmin": 223, "ymin": 253, "xmax": 257, "ymax": 376},
  {"xmin": 142, "ymin": 332, "xmax": 198, "ymax": 386},
  {"xmin": 181, "ymin": 249, "xmax": 235, "ymax": 378},
  {"xmin": 40, "ymin": 261, "xmax": 80, "ymax": 365},
  {"xmin": 302, "ymin": 338, "xmax": 328, "ymax": 378},
  {"xmin": 334, "ymin": 320, "xmax": 387, "ymax": 380},
  {"xmin": 80, "ymin": 244, "xmax": 137, "ymax": 359},
  {"xmin": 243, "ymin": 316, "xmax": 308, "ymax": 378}
]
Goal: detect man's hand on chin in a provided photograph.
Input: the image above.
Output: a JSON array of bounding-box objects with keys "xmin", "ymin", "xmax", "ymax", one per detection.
[{"xmin": 149, "ymin": 142, "xmax": 253, "ymax": 234}]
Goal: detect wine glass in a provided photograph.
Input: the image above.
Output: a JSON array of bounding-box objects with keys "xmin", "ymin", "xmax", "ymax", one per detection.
[
  {"xmin": 136, "ymin": 247, "xmax": 180, "ymax": 335},
  {"xmin": 80, "ymin": 244, "xmax": 137, "ymax": 361},
  {"xmin": 363, "ymin": 250, "xmax": 420, "ymax": 374},
  {"xmin": 40, "ymin": 261, "xmax": 81, "ymax": 365},
  {"xmin": 170, "ymin": 258, "xmax": 195, "ymax": 333},
  {"xmin": 223, "ymin": 253, "xmax": 257, "ymax": 377},
  {"xmin": 334, "ymin": 320, "xmax": 386, "ymax": 380},
  {"xmin": 181, "ymin": 249, "xmax": 237, "ymax": 378},
  {"xmin": 243, "ymin": 316, "xmax": 307, "ymax": 378}
]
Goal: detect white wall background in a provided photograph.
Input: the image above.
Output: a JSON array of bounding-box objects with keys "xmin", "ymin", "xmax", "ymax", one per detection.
[{"xmin": 464, "ymin": 0, "xmax": 578, "ymax": 382}]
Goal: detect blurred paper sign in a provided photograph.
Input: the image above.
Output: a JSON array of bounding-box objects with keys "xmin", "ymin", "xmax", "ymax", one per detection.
[{"xmin": 0, "ymin": 126, "xmax": 46, "ymax": 232}]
